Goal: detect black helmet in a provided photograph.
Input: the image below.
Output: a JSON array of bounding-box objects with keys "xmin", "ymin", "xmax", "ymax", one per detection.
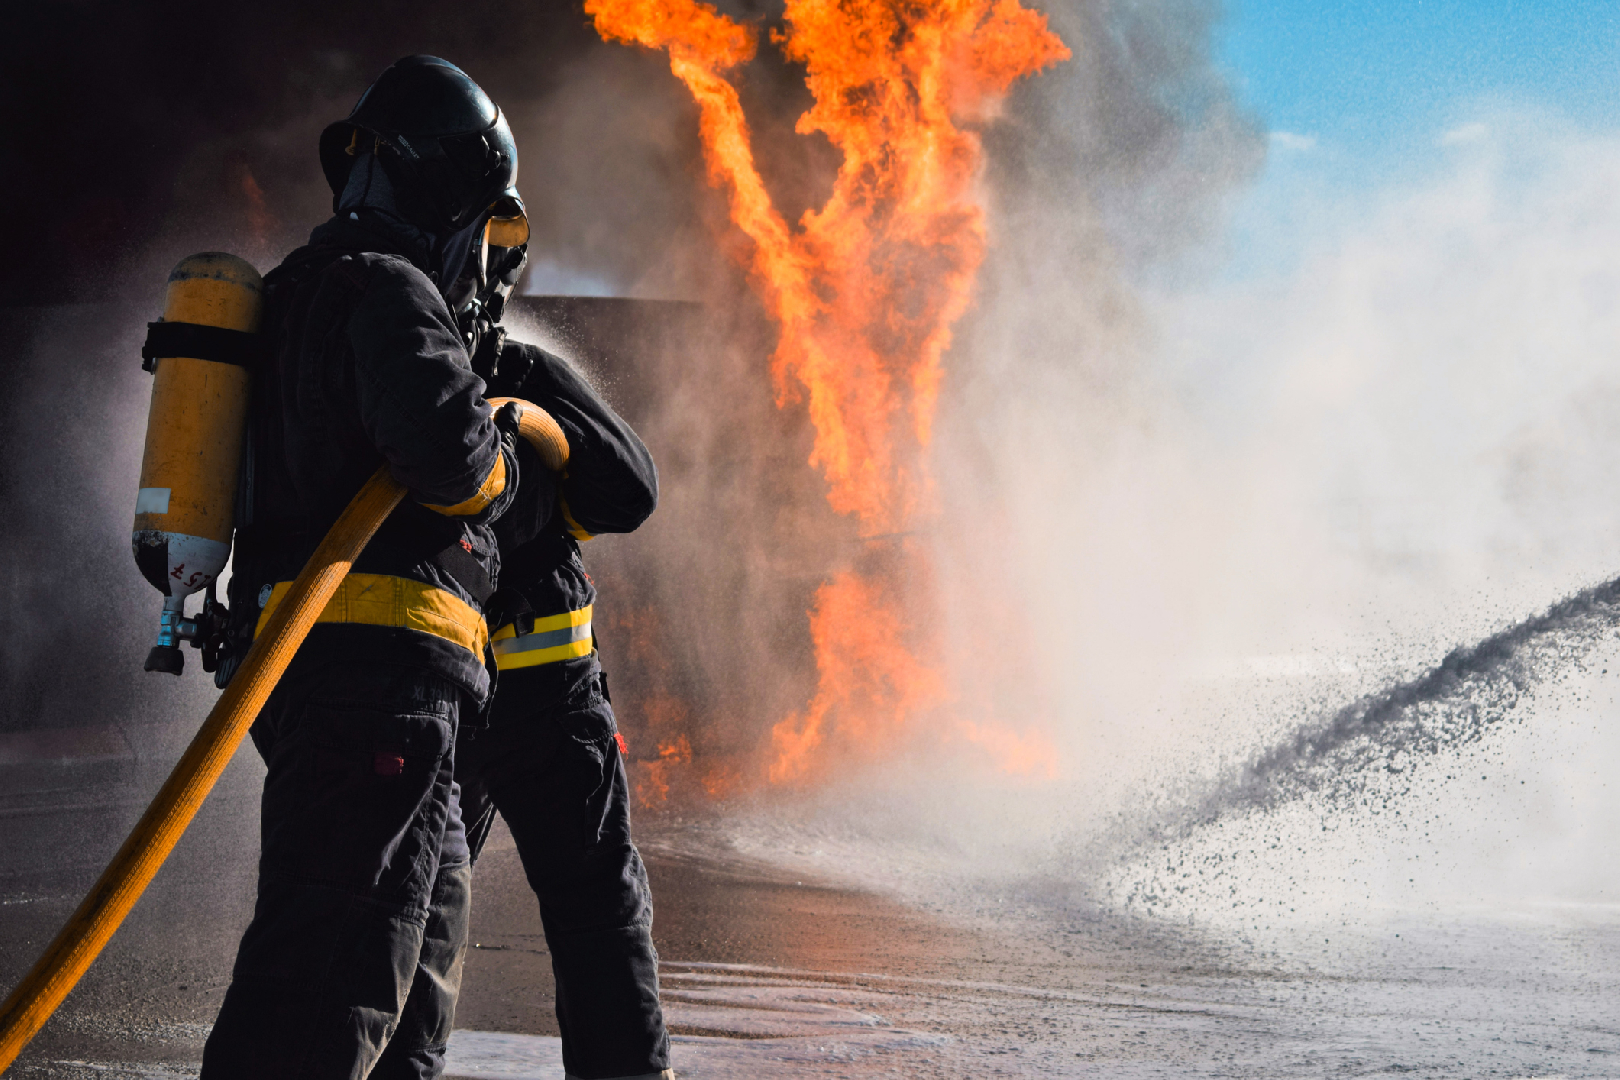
[{"xmin": 320, "ymin": 56, "xmax": 521, "ymax": 233}]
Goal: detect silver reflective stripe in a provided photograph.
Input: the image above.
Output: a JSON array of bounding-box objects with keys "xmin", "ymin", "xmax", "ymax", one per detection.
[{"xmin": 494, "ymin": 619, "xmax": 593, "ymax": 655}]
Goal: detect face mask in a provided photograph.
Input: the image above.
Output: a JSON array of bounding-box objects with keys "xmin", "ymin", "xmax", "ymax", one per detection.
[{"xmin": 454, "ymin": 235, "xmax": 528, "ymax": 359}]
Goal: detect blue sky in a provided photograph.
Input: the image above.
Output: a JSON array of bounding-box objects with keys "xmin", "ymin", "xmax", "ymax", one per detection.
[
  {"xmin": 1210, "ymin": 1, "xmax": 1620, "ymax": 278},
  {"xmin": 1219, "ymin": 0, "xmax": 1620, "ymax": 154}
]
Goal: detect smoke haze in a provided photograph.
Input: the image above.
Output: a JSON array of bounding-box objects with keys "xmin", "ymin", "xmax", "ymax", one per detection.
[
  {"xmin": 864, "ymin": 104, "xmax": 1620, "ymax": 918},
  {"xmin": 4, "ymin": 0, "xmax": 1618, "ymax": 936}
]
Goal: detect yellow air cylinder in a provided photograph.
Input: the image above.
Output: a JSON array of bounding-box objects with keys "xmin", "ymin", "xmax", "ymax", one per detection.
[{"xmin": 132, "ymin": 253, "xmax": 261, "ymax": 674}]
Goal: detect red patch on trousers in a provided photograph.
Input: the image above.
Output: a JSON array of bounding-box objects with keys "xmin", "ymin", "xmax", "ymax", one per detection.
[
  {"xmin": 374, "ymin": 752, "xmax": 405, "ymax": 776},
  {"xmin": 613, "ymin": 733, "xmax": 627, "ymax": 756}
]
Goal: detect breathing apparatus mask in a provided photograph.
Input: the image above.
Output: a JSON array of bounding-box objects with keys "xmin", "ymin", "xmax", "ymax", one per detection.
[{"xmin": 454, "ymin": 208, "xmax": 530, "ymax": 367}]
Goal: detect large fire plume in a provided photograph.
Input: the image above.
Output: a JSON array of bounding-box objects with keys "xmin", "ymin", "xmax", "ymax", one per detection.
[{"xmin": 588, "ymin": 0, "xmax": 1068, "ymax": 783}]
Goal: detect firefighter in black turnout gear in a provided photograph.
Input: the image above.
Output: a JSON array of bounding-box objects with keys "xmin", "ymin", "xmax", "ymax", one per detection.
[
  {"xmin": 202, "ymin": 57, "xmax": 553, "ymax": 1079},
  {"xmin": 454, "ymin": 284, "xmax": 671, "ymax": 1076}
]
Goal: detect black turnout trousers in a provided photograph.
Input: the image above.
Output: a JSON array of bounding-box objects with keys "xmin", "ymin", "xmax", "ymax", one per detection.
[
  {"xmin": 202, "ymin": 659, "xmax": 473, "ymax": 1080},
  {"xmin": 458, "ymin": 653, "xmax": 670, "ymax": 1080}
]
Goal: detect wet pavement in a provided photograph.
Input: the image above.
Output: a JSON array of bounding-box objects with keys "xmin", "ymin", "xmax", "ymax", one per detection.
[{"xmin": 2, "ymin": 740, "xmax": 1619, "ymax": 1078}]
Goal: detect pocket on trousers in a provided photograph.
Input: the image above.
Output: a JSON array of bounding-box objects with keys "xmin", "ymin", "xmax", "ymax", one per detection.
[
  {"xmin": 554, "ymin": 689, "xmax": 616, "ymax": 748},
  {"xmin": 294, "ymin": 702, "xmax": 454, "ymax": 895},
  {"xmin": 553, "ymin": 701, "xmax": 619, "ymax": 850}
]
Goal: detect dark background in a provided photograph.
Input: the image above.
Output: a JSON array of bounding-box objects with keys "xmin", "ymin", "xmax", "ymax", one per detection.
[
  {"xmin": 3, "ymin": 1, "xmax": 613, "ymax": 303},
  {"xmin": 0, "ymin": 0, "xmax": 841, "ymax": 308},
  {"xmin": 7, "ymin": 2, "xmax": 576, "ymax": 303}
]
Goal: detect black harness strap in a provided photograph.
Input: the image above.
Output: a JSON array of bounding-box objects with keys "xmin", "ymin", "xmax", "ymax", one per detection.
[
  {"xmin": 433, "ymin": 536, "xmax": 497, "ymax": 608},
  {"xmin": 141, "ymin": 321, "xmax": 269, "ymax": 372},
  {"xmin": 483, "ymin": 588, "xmax": 536, "ymax": 637}
]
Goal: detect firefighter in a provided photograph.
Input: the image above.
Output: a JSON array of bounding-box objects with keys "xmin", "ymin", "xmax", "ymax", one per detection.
[
  {"xmin": 200, "ymin": 57, "xmax": 553, "ymax": 1079},
  {"xmin": 452, "ymin": 301, "xmax": 671, "ymax": 1079}
]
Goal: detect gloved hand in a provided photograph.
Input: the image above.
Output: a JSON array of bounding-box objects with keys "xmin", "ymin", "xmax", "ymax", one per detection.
[
  {"xmin": 492, "ymin": 338, "xmax": 539, "ymax": 397},
  {"xmin": 470, "ymin": 323, "xmax": 506, "ymax": 382},
  {"xmin": 488, "ymin": 395, "xmax": 570, "ymax": 472},
  {"xmin": 493, "ymin": 400, "xmax": 524, "ymax": 458}
]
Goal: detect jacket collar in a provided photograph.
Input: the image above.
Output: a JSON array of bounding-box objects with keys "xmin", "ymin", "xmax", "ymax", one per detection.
[{"xmin": 308, "ymin": 214, "xmax": 435, "ymax": 276}]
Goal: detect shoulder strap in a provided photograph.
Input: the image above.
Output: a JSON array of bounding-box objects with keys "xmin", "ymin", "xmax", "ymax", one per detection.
[{"xmin": 432, "ymin": 534, "xmax": 497, "ymax": 608}]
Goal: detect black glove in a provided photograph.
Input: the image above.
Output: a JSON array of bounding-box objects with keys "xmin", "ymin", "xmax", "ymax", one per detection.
[
  {"xmin": 470, "ymin": 323, "xmax": 506, "ymax": 383},
  {"xmin": 492, "ymin": 338, "xmax": 539, "ymax": 397},
  {"xmin": 493, "ymin": 400, "xmax": 524, "ymax": 458}
]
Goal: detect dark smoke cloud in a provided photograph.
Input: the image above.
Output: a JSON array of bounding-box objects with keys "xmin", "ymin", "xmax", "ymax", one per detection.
[
  {"xmin": 988, "ymin": 0, "xmax": 1264, "ymax": 262},
  {"xmin": 0, "ymin": 0, "xmax": 678, "ymax": 305},
  {"xmin": 0, "ymin": 0, "xmax": 1259, "ymax": 310},
  {"xmin": 963, "ymin": 0, "xmax": 1264, "ymax": 411}
]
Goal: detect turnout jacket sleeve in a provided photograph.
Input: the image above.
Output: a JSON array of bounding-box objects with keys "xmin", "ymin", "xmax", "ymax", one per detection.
[
  {"xmin": 499, "ymin": 340, "xmax": 657, "ymax": 537},
  {"xmin": 491, "ymin": 438, "xmax": 559, "ymax": 553},
  {"xmin": 347, "ymin": 257, "xmax": 512, "ymax": 522}
]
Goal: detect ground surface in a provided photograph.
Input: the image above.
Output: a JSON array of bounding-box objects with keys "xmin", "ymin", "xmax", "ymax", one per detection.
[{"xmin": 2, "ymin": 744, "xmax": 1618, "ymax": 1078}]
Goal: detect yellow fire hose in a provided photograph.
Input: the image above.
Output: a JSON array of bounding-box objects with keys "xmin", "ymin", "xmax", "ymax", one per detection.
[
  {"xmin": 0, "ymin": 400, "xmax": 567, "ymax": 1073},
  {"xmin": 487, "ymin": 396, "xmax": 571, "ymax": 474}
]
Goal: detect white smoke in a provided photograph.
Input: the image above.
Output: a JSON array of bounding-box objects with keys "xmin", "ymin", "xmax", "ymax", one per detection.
[{"xmin": 893, "ymin": 106, "xmax": 1620, "ymax": 919}]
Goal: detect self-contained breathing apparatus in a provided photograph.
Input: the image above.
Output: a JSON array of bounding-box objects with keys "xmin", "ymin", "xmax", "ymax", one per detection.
[
  {"xmin": 131, "ymin": 218, "xmax": 529, "ymax": 680},
  {"xmin": 133, "ymin": 253, "xmax": 263, "ymax": 677},
  {"xmin": 132, "ymin": 54, "xmax": 531, "ymax": 682}
]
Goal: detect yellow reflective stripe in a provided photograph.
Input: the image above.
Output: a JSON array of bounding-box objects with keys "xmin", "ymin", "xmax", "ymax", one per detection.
[
  {"xmin": 494, "ymin": 637, "xmax": 594, "ymax": 670},
  {"xmin": 559, "ymin": 496, "xmax": 594, "ymax": 542},
  {"xmin": 255, "ymin": 573, "xmax": 489, "ymax": 656},
  {"xmin": 493, "ymin": 604, "xmax": 592, "ymax": 639},
  {"xmin": 425, "ymin": 451, "xmax": 507, "ymax": 517},
  {"xmin": 491, "ymin": 604, "xmax": 593, "ymax": 670}
]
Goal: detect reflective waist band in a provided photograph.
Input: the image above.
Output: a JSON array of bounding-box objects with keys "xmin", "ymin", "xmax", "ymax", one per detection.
[
  {"xmin": 255, "ymin": 573, "xmax": 489, "ymax": 657},
  {"xmin": 491, "ymin": 604, "xmax": 593, "ymax": 670}
]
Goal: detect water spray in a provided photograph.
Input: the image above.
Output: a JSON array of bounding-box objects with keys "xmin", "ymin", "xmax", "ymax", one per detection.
[{"xmin": 1111, "ymin": 572, "xmax": 1620, "ymax": 865}]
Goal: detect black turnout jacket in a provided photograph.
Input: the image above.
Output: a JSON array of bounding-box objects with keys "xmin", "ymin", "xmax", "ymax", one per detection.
[
  {"xmin": 226, "ymin": 217, "xmax": 552, "ymax": 701},
  {"xmin": 477, "ymin": 333, "xmax": 656, "ymax": 704}
]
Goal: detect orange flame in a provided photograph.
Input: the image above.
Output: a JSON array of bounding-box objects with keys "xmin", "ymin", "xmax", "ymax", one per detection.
[
  {"xmin": 768, "ymin": 568, "xmax": 949, "ymax": 783},
  {"xmin": 590, "ymin": 0, "xmax": 1067, "ymax": 530},
  {"xmin": 589, "ymin": 0, "xmax": 1067, "ymax": 781},
  {"xmin": 638, "ymin": 733, "xmax": 693, "ymax": 808}
]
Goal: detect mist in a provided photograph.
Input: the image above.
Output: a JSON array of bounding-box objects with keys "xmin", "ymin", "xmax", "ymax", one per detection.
[
  {"xmin": 797, "ymin": 101, "xmax": 1620, "ymax": 924},
  {"xmin": 5, "ymin": 0, "xmax": 1617, "ymax": 942},
  {"xmin": 645, "ymin": 10, "xmax": 1620, "ymax": 937}
]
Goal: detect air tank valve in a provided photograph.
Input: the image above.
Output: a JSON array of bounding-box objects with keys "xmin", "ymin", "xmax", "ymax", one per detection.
[{"xmin": 144, "ymin": 586, "xmax": 230, "ymax": 675}]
